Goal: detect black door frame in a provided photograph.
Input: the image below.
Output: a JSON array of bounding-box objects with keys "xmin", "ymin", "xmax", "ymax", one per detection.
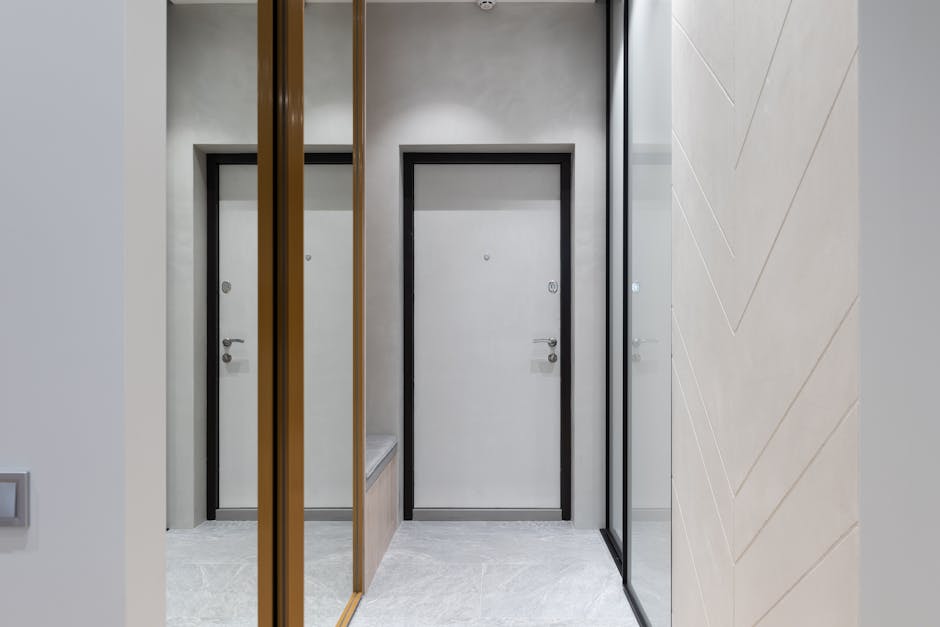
[
  {"xmin": 206, "ymin": 151, "xmax": 353, "ymax": 520},
  {"xmin": 402, "ymin": 152, "xmax": 573, "ymax": 521}
]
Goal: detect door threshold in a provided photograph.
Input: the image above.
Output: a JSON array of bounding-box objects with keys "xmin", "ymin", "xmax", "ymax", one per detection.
[{"xmin": 412, "ymin": 508, "xmax": 563, "ymax": 522}]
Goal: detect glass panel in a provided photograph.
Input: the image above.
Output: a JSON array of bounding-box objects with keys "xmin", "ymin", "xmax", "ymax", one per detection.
[
  {"xmin": 303, "ymin": 159, "xmax": 354, "ymax": 625},
  {"xmin": 303, "ymin": 4, "xmax": 355, "ymax": 625},
  {"xmin": 627, "ymin": 0, "xmax": 673, "ymax": 625},
  {"xmin": 165, "ymin": 3, "xmax": 258, "ymax": 625},
  {"xmin": 166, "ymin": 3, "xmax": 357, "ymax": 624},
  {"xmin": 609, "ymin": 0, "xmax": 627, "ymax": 557}
]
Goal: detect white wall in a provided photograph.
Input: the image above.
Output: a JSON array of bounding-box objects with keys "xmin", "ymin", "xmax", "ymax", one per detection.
[
  {"xmin": 125, "ymin": 0, "xmax": 168, "ymax": 622},
  {"xmin": 365, "ymin": 4, "xmax": 608, "ymax": 528},
  {"xmin": 671, "ymin": 0, "xmax": 860, "ymax": 624},
  {"xmin": 167, "ymin": 4, "xmax": 352, "ymax": 527},
  {"xmin": 0, "ymin": 0, "xmax": 166, "ymax": 624},
  {"xmin": 858, "ymin": 2, "xmax": 940, "ymax": 624}
]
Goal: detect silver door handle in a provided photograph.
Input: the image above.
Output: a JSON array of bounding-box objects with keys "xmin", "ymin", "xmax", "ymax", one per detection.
[
  {"xmin": 532, "ymin": 337, "xmax": 558, "ymax": 348},
  {"xmin": 631, "ymin": 338, "xmax": 658, "ymax": 348},
  {"xmin": 222, "ymin": 338, "xmax": 245, "ymax": 348}
]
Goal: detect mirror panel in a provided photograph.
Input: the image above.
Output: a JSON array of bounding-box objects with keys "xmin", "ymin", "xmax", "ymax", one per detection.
[
  {"xmin": 302, "ymin": 158, "xmax": 355, "ymax": 625},
  {"xmin": 626, "ymin": 0, "xmax": 672, "ymax": 624},
  {"xmin": 303, "ymin": 3, "xmax": 357, "ymax": 625},
  {"xmin": 166, "ymin": 2, "xmax": 361, "ymax": 624},
  {"xmin": 609, "ymin": 0, "xmax": 627, "ymax": 560},
  {"xmin": 166, "ymin": 3, "xmax": 259, "ymax": 624}
]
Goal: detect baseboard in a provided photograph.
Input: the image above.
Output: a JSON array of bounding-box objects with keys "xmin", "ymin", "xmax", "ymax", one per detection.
[
  {"xmin": 214, "ymin": 508, "xmax": 353, "ymax": 522},
  {"xmin": 412, "ymin": 508, "xmax": 563, "ymax": 522},
  {"xmin": 630, "ymin": 508, "xmax": 671, "ymax": 522}
]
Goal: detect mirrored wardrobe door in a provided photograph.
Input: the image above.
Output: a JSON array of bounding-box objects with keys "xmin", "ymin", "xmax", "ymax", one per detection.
[
  {"xmin": 166, "ymin": 2, "xmax": 260, "ymax": 624},
  {"xmin": 608, "ymin": 0, "xmax": 627, "ymax": 564},
  {"xmin": 302, "ymin": 1, "xmax": 360, "ymax": 624},
  {"xmin": 626, "ymin": 0, "xmax": 672, "ymax": 625},
  {"xmin": 302, "ymin": 153, "xmax": 355, "ymax": 625}
]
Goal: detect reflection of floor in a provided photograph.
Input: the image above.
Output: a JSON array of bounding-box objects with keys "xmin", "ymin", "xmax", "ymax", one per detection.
[
  {"xmin": 167, "ymin": 520, "xmax": 660, "ymax": 626},
  {"xmin": 166, "ymin": 521, "xmax": 352, "ymax": 627},
  {"xmin": 630, "ymin": 520, "xmax": 671, "ymax": 627},
  {"xmin": 351, "ymin": 521, "xmax": 638, "ymax": 627}
]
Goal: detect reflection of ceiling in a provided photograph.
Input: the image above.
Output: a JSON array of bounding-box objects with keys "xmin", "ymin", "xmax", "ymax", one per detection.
[{"xmin": 169, "ymin": 0, "xmax": 595, "ymax": 4}]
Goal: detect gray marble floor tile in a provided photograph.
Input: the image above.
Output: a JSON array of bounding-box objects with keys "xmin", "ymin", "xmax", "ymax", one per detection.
[
  {"xmin": 629, "ymin": 521, "xmax": 671, "ymax": 627},
  {"xmin": 349, "ymin": 621, "xmax": 636, "ymax": 627},
  {"xmin": 355, "ymin": 561, "xmax": 483, "ymax": 623},
  {"xmin": 167, "ymin": 520, "xmax": 665, "ymax": 627},
  {"xmin": 481, "ymin": 561, "xmax": 632, "ymax": 622},
  {"xmin": 350, "ymin": 521, "xmax": 641, "ymax": 627},
  {"xmin": 382, "ymin": 521, "xmax": 612, "ymax": 566},
  {"xmin": 166, "ymin": 521, "xmax": 353, "ymax": 627}
]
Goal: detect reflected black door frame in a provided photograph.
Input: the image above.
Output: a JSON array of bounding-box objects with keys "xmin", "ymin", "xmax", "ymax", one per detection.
[{"xmin": 205, "ymin": 151, "xmax": 353, "ymax": 521}]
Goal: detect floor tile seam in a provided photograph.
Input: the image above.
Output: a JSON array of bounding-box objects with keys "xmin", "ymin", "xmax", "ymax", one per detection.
[{"xmin": 478, "ymin": 563, "xmax": 486, "ymax": 619}]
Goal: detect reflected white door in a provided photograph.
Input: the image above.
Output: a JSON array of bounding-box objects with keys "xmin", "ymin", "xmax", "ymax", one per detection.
[
  {"xmin": 627, "ymin": 161, "xmax": 672, "ymax": 514},
  {"xmin": 218, "ymin": 164, "xmax": 259, "ymax": 508},
  {"xmin": 217, "ymin": 161, "xmax": 353, "ymax": 510},
  {"xmin": 413, "ymin": 163, "xmax": 561, "ymax": 511},
  {"xmin": 302, "ymin": 164, "xmax": 353, "ymax": 509}
]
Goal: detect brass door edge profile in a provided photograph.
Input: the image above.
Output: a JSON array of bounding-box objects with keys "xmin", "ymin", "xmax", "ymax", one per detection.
[
  {"xmin": 340, "ymin": 0, "xmax": 367, "ymax": 622},
  {"xmin": 335, "ymin": 592, "xmax": 364, "ymax": 627},
  {"xmin": 257, "ymin": 0, "xmax": 306, "ymax": 624},
  {"xmin": 351, "ymin": 0, "xmax": 367, "ymax": 600},
  {"xmin": 257, "ymin": 0, "xmax": 275, "ymax": 622},
  {"xmin": 258, "ymin": 0, "xmax": 364, "ymax": 622}
]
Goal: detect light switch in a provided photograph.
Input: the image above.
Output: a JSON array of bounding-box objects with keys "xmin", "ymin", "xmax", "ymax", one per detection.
[
  {"xmin": 0, "ymin": 482, "xmax": 14, "ymax": 519},
  {"xmin": 0, "ymin": 472, "xmax": 28, "ymax": 527}
]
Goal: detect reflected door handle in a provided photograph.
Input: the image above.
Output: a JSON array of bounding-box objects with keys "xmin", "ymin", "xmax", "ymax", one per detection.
[
  {"xmin": 532, "ymin": 337, "xmax": 558, "ymax": 348},
  {"xmin": 631, "ymin": 338, "xmax": 658, "ymax": 348},
  {"xmin": 222, "ymin": 337, "xmax": 245, "ymax": 348},
  {"xmin": 533, "ymin": 338, "xmax": 558, "ymax": 364}
]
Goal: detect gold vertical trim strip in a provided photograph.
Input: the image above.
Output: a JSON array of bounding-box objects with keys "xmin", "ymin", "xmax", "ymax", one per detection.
[
  {"xmin": 335, "ymin": 592, "xmax": 363, "ymax": 627},
  {"xmin": 278, "ymin": 1, "xmax": 305, "ymax": 625},
  {"xmin": 257, "ymin": 1, "xmax": 275, "ymax": 624},
  {"xmin": 259, "ymin": 0, "xmax": 305, "ymax": 624},
  {"xmin": 352, "ymin": 0, "xmax": 367, "ymax": 596},
  {"xmin": 275, "ymin": 0, "xmax": 306, "ymax": 622}
]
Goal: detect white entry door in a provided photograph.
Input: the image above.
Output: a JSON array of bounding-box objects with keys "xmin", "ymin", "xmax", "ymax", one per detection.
[{"xmin": 413, "ymin": 162, "xmax": 563, "ymax": 511}]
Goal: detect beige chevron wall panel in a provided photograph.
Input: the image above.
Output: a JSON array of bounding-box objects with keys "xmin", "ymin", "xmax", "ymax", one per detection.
[{"xmin": 670, "ymin": 0, "xmax": 859, "ymax": 624}]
